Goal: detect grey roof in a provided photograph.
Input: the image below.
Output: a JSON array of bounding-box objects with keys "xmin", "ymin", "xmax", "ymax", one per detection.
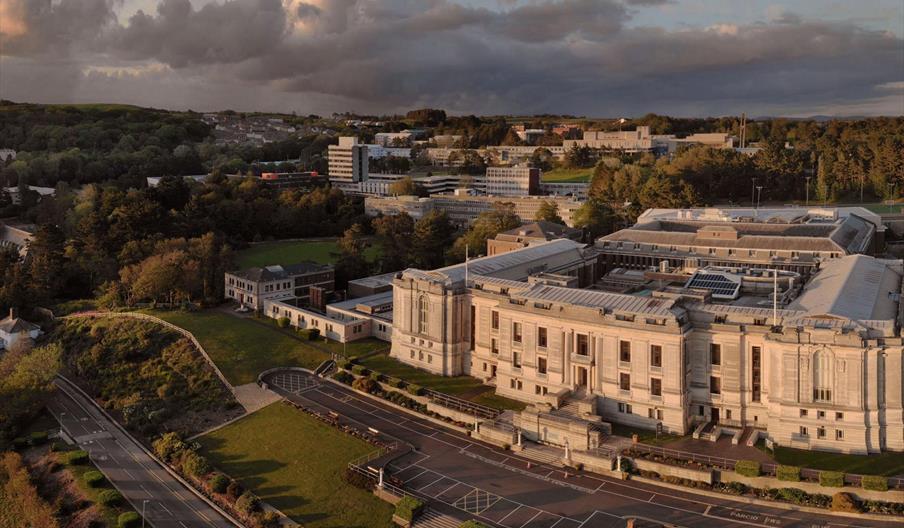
[
  {"xmin": 516, "ymin": 284, "xmax": 681, "ymax": 317},
  {"xmin": 0, "ymin": 315, "xmax": 40, "ymax": 334},
  {"xmin": 788, "ymin": 255, "xmax": 901, "ymax": 321},
  {"xmin": 229, "ymin": 261, "xmax": 332, "ymax": 282},
  {"xmin": 496, "ymin": 221, "xmax": 582, "ymax": 242},
  {"xmin": 348, "ymin": 271, "xmax": 398, "ymax": 289}
]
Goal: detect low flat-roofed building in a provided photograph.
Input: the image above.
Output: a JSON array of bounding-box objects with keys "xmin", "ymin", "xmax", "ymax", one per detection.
[
  {"xmin": 488, "ymin": 221, "xmax": 583, "ymax": 256},
  {"xmin": 225, "ymin": 262, "xmax": 334, "ymax": 312},
  {"xmin": 348, "ymin": 271, "xmax": 398, "ymax": 298}
]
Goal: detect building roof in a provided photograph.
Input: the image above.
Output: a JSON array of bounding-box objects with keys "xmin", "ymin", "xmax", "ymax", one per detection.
[
  {"xmin": 516, "ymin": 283, "xmax": 681, "ymax": 318},
  {"xmin": 787, "ymin": 255, "xmax": 902, "ymax": 321},
  {"xmin": 348, "ymin": 271, "xmax": 399, "ymax": 290},
  {"xmin": 229, "ymin": 262, "xmax": 332, "ymax": 282},
  {"xmin": 496, "ymin": 221, "xmax": 582, "ymax": 242},
  {"xmin": 0, "ymin": 314, "xmax": 40, "ymax": 334}
]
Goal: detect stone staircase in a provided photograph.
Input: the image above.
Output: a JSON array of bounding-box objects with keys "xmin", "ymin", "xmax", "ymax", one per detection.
[
  {"xmin": 414, "ymin": 508, "xmax": 463, "ymax": 528},
  {"xmin": 518, "ymin": 443, "xmax": 566, "ymax": 466}
]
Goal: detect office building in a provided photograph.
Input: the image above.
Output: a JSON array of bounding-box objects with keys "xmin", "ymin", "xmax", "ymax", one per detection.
[
  {"xmin": 485, "ymin": 166, "xmax": 541, "ymax": 196},
  {"xmin": 328, "ymin": 137, "xmax": 369, "ymax": 184},
  {"xmin": 488, "ymin": 221, "xmax": 583, "ymax": 256},
  {"xmin": 225, "ymin": 262, "xmax": 334, "ymax": 312}
]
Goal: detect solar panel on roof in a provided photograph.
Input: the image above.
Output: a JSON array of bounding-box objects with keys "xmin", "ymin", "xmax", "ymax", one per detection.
[{"xmin": 685, "ymin": 271, "xmax": 741, "ymax": 299}]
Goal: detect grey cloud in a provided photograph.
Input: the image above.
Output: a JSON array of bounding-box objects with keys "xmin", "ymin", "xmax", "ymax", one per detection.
[
  {"xmin": 295, "ymin": 2, "xmax": 321, "ymax": 18},
  {"xmin": 0, "ymin": 0, "xmax": 117, "ymax": 56}
]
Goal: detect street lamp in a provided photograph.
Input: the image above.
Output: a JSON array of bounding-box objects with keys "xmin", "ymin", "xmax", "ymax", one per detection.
[
  {"xmin": 59, "ymin": 412, "xmax": 65, "ymax": 438},
  {"xmin": 756, "ymin": 186, "xmax": 764, "ymax": 211},
  {"xmin": 142, "ymin": 500, "xmax": 149, "ymax": 528},
  {"xmin": 805, "ymin": 176, "xmax": 811, "ymax": 207},
  {"xmin": 751, "ymin": 177, "xmax": 757, "ymax": 208}
]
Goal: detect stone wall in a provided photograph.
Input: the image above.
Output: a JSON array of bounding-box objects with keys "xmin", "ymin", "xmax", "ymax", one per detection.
[{"xmin": 632, "ymin": 457, "xmax": 714, "ymax": 485}]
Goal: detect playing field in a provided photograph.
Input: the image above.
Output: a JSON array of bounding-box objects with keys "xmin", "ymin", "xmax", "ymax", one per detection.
[
  {"xmin": 541, "ymin": 167, "xmax": 592, "ymax": 183},
  {"xmin": 236, "ymin": 239, "xmax": 381, "ymax": 268}
]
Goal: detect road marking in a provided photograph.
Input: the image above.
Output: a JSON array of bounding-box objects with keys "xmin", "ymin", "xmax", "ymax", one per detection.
[
  {"xmin": 404, "ymin": 468, "xmax": 429, "ymax": 483},
  {"xmin": 159, "ymin": 502, "xmax": 173, "ymax": 516},
  {"xmin": 417, "ymin": 476, "xmax": 447, "ymax": 491},
  {"xmin": 519, "ymin": 510, "xmax": 543, "ymax": 528},
  {"xmin": 124, "ymin": 470, "xmax": 135, "ymax": 479},
  {"xmin": 648, "ymin": 493, "xmax": 656, "ymax": 502},
  {"xmin": 549, "ymin": 518, "xmax": 565, "ymax": 528},
  {"xmin": 435, "ymin": 482, "xmax": 461, "ymax": 498},
  {"xmin": 497, "ymin": 504, "xmax": 523, "ymax": 525}
]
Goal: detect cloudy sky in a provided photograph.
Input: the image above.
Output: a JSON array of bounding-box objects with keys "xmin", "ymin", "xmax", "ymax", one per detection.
[{"xmin": 0, "ymin": 0, "xmax": 902, "ymax": 117}]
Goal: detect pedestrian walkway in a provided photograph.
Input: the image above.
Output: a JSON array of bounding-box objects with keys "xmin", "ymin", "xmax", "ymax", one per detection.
[
  {"xmin": 414, "ymin": 508, "xmax": 463, "ymax": 528},
  {"xmin": 233, "ymin": 382, "xmax": 282, "ymax": 413}
]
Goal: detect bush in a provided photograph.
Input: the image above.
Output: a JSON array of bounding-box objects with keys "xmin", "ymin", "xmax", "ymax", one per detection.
[
  {"xmin": 182, "ymin": 452, "xmax": 211, "ymax": 478},
  {"xmin": 831, "ymin": 492, "xmax": 862, "ymax": 513},
  {"xmin": 776, "ymin": 487, "xmax": 808, "ymax": 503},
  {"xmin": 333, "ymin": 371, "xmax": 354, "ymax": 385},
  {"xmin": 394, "ymin": 496, "xmax": 425, "ymax": 522},
  {"xmin": 83, "ymin": 470, "xmax": 106, "ymax": 488},
  {"xmin": 369, "ymin": 371, "xmax": 383, "ymax": 383},
  {"xmin": 257, "ymin": 510, "xmax": 282, "ymax": 528},
  {"xmin": 406, "ymin": 384, "xmax": 424, "ymax": 396},
  {"xmin": 352, "ymin": 377, "xmax": 378, "ymax": 394},
  {"xmin": 235, "ymin": 491, "xmax": 261, "ymax": 514},
  {"xmin": 98, "ymin": 489, "xmax": 124, "ymax": 507},
  {"xmin": 276, "ymin": 317, "xmax": 290, "ymax": 328},
  {"xmin": 734, "ymin": 460, "xmax": 760, "ymax": 477},
  {"xmin": 388, "ymin": 377, "xmax": 406, "ymax": 389},
  {"xmin": 66, "ymin": 450, "xmax": 89, "ymax": 465},
  {"xmin": 351, "ymin": 365, "xmax": 370, "ymax": 376},
  {"xmin": 299, "ymin": 328, "xmax": 320, "ymax": 340},
  {"xmin": 862, "ymin": 475, "xmax": 888, "ymax": 491},
  {"xmin": 337, "ymin": 359, "xmax": 352, "ymax": 370},
  {"xmin": 209, "ymin": 473, "xmax": 229, "ymax": 494},
  {"xmin": 226, "ymin": 480, "xmax": 244, "ymax": 500},
  {"xmin": 50, "ymin": 441, "xmax": 66, "ymax": 452},
  {"xmin": 776, "ymin": 465, "xmax": 801, "ymax": 482},
  {"xmin": 11, "ymin": 437, "xmax": 27, "ymax": 450},
  {"xmin": 118, "ymin": 512, "xmax": 141, "ymax": 528},
  {"xmin": 459, "ymin": 522, "xmax": 491, "ymax": 528},
  {"xmin": 819, "ymin": 471, "xmax": 845, "ymax": 488},
  {"xmin": 29, "ymin": 431, "xmax": 49, "ymax": 446},
  {"xmin": 153, "ymin": 432, "xmax": 187, "ymax": 463}
]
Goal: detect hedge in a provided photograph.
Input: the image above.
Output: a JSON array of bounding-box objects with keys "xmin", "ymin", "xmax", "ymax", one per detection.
[
  {"xmin": 98, "ymin": 489, "xmax": 124, "ymax": 506},
  {"xmin": 459, "ymin": 522, "xmax": 492, "ymax": 528},
  {"xmin": 29, "ymin": 431, "xmax": 49, "ymax": 446},
  {"xmin": 862, "ymin": 475, "xmax": 888, "ymax": 492},
  {"xmin": 351, "ymin": 365, "xmax": 370, "ymax": 376},
  {"xmin": 394, "ymin": 496, "xmax": 425, "ymax": 522},
  {"xmin": 337, "ymin": 359, "xmax": 352, "ymax": 370},
  {"xmin": 83, "ymin": 470, "xmax": 106, "ymax": 488},
  {"xmin": 118, "ymin": 511, "xmax": 141, "ymax": 528},
  {"xmin": 819, "ymin": 471, "xmax": 845, "ymax": 488},
  {"xmin": 369, "ymin": 372, "xmax": 383, "ymax": 383},
  {"xmin": 11, "ymin": 437, "xmax": 27, "ymax": 450},
  {"xmin": 299, "ymin": 328, "xmax": 320, "ymax": 340},
  {"xmin": 209, "ymin": 473, "xmax": 229, "ymax": 494},
  {"xmin": 66, "ymin": 450, "xmax": 89, "ymax": 465},
  {"xmin": 388, "ymin": 377, "xmax": 406, "ymax": 389},
  {"xmin": 276, "ymin": 317, "xmax": 290, "ymax": 328},
  {"xmin": 776, "ymin": 465, "xmax": 801, "ymax": 482},
  {"xmin": 734, "ymin": 460, "xmax": 760, "ymax": 477},
  {"xmin": 406, "ymin": 384, "xmax": 424, "ymax": 396},
  {"xmin": 334, "ymin": 371, "xmax": 354, "ymax": 384}
]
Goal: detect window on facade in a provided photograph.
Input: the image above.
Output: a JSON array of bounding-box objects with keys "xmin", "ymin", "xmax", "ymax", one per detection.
[
  {"xmin": 800, "ymin": 426, "xmax": 808, "ymax": 436},
  {"xmin": 650, "ymin": 345, "xmax": 662, "ymax": 367},
  {"xmin": 418, "ymin": 351, "xmax": 424, "ymax": 360},
  {"xmin": 835, "ymin": 429, "xmax": 844, "ymax": 440},
  {"xmin": 620, "ymin": 373, "xmax": 631, "ymax": 391},
  {"xmin": 537, "ymin": 327, "xmax": 547, "ymax": 348},
  {"xmin": 619, "ymin": 340, "xmax": 631, "ymax": 362},
  {"xmin": 512, "ymin": 322, "xmax": 522, "ymax": 343},
  {"xmin": 491, "ymin": 310, "xmax": 499, "ymax": 330},
  {"xmin": 813, "ymin": 351, "xmax": 832, "ymax": 402},
  {"xmin": 726, "ymin": 409, "xmax": 732, "ymax": 420},
  {"xmin": 410, "ymin": 350, "xmax": 415, "ymax": 359},
  {"xmin": 709, "ymin": 376, "xmax": 721, "ymax": 394},
  {"xmin": 576, "ymin": 334, "xmax": 588, "ymax": 356},
  {"xmin": 538, "ymin": 357, "xmax": 547, "ymax": 374},
  {"xmin": 656, "ymin": 409, "xmax": 663, "ymax": 420},
  {"xmin": 650, "ymin": 378, "xmax": 662, "ymax": 396},
  {"xmin": 418, "ymin": 295, "xmax": 429, "ymax": 335},
  {"xmin": 618, "ymin": 402, "xmax": 626, "ymax": 413},
  {"xmin": 817, "ymin": 410, "xmax": 825, "ymax": 420},
  {"xmin": 751, "ymin": 346, "xmax": 762, "ymax": 402},
  {"xmin": 427, "ymin": 355, "xmax": 432, "ymax": 364},
  {"xmin": 800, "ymin": 409, "xmax": 808, "ymax": 418},
  {"xmin": 513, "ymin": 351, "xmax": 521, "ymax": 368},
  {"xmin": 710, "ymin": 343, "xmax": 721, "ymax": 366},
  {"xmin": 835, "ymin": 412, "xmax": 844, "ymax": 421},
  {"xmin": 491, "ymin": 338, "xmax": 499, "ymax": 354},
  {"xmin": 817, "ymin": 427, "xmax": 826, "ymax": 439}
]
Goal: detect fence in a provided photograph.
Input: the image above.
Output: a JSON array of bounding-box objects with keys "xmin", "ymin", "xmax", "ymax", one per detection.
[
  {"xmin": 425, "ymin": 389, "xmax": 500, "ymax": 421},
  {"xmin": 630, "ymin": 443, "xmax": 904, "ymax": 490}
]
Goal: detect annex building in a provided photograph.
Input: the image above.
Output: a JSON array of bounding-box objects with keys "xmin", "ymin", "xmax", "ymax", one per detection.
[{"xmin": 388, "ymin": 208, "xmax": 904, "ymax": 455}]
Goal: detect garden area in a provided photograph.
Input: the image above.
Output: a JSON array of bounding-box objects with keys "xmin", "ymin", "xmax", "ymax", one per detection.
[
  {"xmin": 197, "ymin": 402, "xmax": 394, "ymax": 528},
  {"xmin": 766, "ymin": 445, "xmax": 904, "ymax": 478},
  {"xmin": 235, "ymin": 239, "xmax": 381, "ymax": 268},
  {"xmin": 540, "ymin": 167, "xmax": 592, "ymax": 183}
]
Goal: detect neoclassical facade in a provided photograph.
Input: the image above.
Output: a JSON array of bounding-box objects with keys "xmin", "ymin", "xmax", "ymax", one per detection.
[{"xmin": 390, "ymin": 239, "xmax": 904, "ymax": 454}]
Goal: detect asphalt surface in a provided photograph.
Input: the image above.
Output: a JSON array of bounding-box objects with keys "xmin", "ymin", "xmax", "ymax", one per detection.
[
  {"xmin": 263, "ymin": 369, "xmax": 903, "ymax": 528},
  {"xmin": 48, "ymin": 377, "xmax": 237, "ymax": 528}
]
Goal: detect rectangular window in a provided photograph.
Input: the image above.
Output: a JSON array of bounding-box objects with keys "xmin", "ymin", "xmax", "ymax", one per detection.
[
  {"xmin": 620, "ymin": 372, "xmax": 631, "ymax": 391},
  {"xmin": 817, "ymin": 410, "xmax": 825, "ymax": 420},
  {"xmin": 618, "ymin": 402, "xmax": 626, "ymax": 413},
  {"xmin": 650, "ymin": 378, "xmax": 662, "ymax": 396},
  {"xmin": 709, "ymin": 376, "xmax": 721, "ymax": 394},
  {"xmin": 726, "ymin": 409, "xmax": 732, "ymax": 420},
  {"xmin": 710, "ymin": 344, "xmax": 721, "ymax": 366},
  {"xmin": 835, "ymin": 412, "xmax": 844, "ymax": 421},
  {"xmin": 619, "ymin": 340, "xmax": 631, "ymax": 362},
  {"xmin": 538, "ymin": 357, "xmax": 547, "ymax": 374},
  {"xmin": 513, "ymin": 322, "xmax": 522, "ymax": 343},
  {"xmin": 800, "ymin": 409, "xmax": 808, "ymax": 418},
  {"xmin": 576, "ymin": 334, "xmax": 588, "ymax": 356},
  {"xmin": 650, "ymin": 345, "xmax": 662, "ymax": 367},
  {"xmin": 751, "ymin": 346, "xmax": 761, "ymax": 402},
  {"xmin": 410, "ymin": 350, "xmax": 415, "ymax": 359},
  {"xmin": 537, "ymin": 327, "xmax": 547, "ymax": 348},
  {"xmin": 800, "ymin": 426, "xmax": 808, "ymax": 436},
  {"xmin": 835, "ymin": 429, "xmax": 844, "ymax": 440},
  {"xmin": 817, "ymin": 427, "xmax": 826, "ymax": 439},
  {"xmin": 656, "ymin": 409, "xmax": 663, "ymax": 420},
  {"xmin": 513, "ymin": 351, "xmax": 521, "ymax": 368},
  {"xmin": 482, "ymin": 362, "xmax": 487, "ymax": 372},
  {"xmin": 491, "ymin": 338, "xmax": 499, "ymax": 355},
  {"xmin": 491, "ymin": 310, "xmax": 499, "ymax": 330}
]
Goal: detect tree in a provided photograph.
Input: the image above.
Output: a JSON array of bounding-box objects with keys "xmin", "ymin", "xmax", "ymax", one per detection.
[
  {"xmin": 27, "ymin": 223, "xmax": 68, "ymax": 304},
  {"xmin": 451, "ymin": 204, "xmax": 521, "ymax": 261},
  {"xmin": 410, "ymin": 211, "xmax": 455, "ymax": 269},
  {"xmin": 534, "ymin": 201, "xmax": 564, "ymax": 224},
  {"xmin": 529, "ymin": 148, "xmax": 554, "ymax": 171},
  {"xmin": 334, "ymin": 224, "xmax": 371, "ymax": 288},
  {"xmin": 373, "ymin": 213, "xmax": 415, "ymax": 272},
  {"xmin": 388, "ymin": 176, "xmax": 424, "ymax": 197},
  {"xmin": 564, "ymin": 145, "xmax": 593, "ymax": 168},
  {"xmin": 572, "ymin": 199, "xmax": 616, "ymax": 240}
]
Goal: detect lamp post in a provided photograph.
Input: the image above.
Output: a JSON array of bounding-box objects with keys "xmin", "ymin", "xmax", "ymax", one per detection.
[
  {"xmin": 59, "ymin": 412, "xmax": 65, "ymax": 438},
  {"xmin": 756, "ymin": 186, "xmax": 764, "ymax": 211},
  {"xmin": 805, "ymin": 176, "xmax": 811, "ymax": 206},
  {"xmin": 142, "ymin": 500, "xmax": 149, "ymax": 528},
  {"xmin": 751, "ymin": 177, "xmax": 757, "ymax": 208}
]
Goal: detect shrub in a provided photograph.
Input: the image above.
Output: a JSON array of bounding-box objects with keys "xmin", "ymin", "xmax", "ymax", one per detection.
[
  {"xmin": 98, "ymin": 489, "xmax": 124, "ymax": 507},
  {"xmin": 351, "ymin": 365, "xmax": 370, "ymax": 376},
  {"xmin": 369, "ymin": 371, "xmax": 383, "ymax": 383},
  {"xmin": 776, "ymin": 487, "xmax": 808, "ymax": 503},
  {"xmin": 388, "ymin": 377, "xmax": 406, "ymax": 389},
  {"xmin": 459, "ymin": 522, "xmax": 491, "ymax": 528},
  {"xmin": 819, "ymin": 471, "xmax": 845, "ymax": 488},
  {"xmin": 406, "ymin": 384, "xmax": 424, "ymax": 396},
  {"xmin": 50, "ymin": 441, "xmax": 66, "ymax": 453},
  {"xmin": 276, "ymin": 317, "xmax": 290, "ymax": 328},
  {"xmin": 209, "ymin": 473, "xmax": 229, "ymax": 494},
  {"xmin": 352, "ymin": 377, "xmax": 378, "ymax": 394},
  {"xmin": 831, "ymin": 492, "xmax": 862, "ymax": 513},
  {"xmin": 235, "ymin": 491, "xmax": 261, "ymax": 514},
  {"xmin": 11, "ymin": 437, "xmax": 27, "ymax": 450},
  {"xmin": 118, "ymin": 512, "xmax": 141, "ymax": 528},
  {"xmin": 776, "ymin": 465, "xmax": 801, "ymax": 482},
  {"xmin": 342, "ymin": 467, "xmax": 375, "ymax": 490},
  {"xmin": 299, "ymin": 328, "xmax": 320, "ymax": 340},
  {"xmin": 226, "ymin": 480, "xmax": 244, "ymax": 500},
  {"xmin": 66, "ymin": 450, "xmax": 89, "ymax": 465},
  {"xmin": 333, "ymin": 371, "xmax": 354, "ymax": 385},
  {"xmin": 29, "ymin": 431, "xmax": 49, "ymax": 446},
  {"xmin": 257, "ymin": 511, "xmax": 282, "ymax": 528},
  {"xmin": 862, "ymin": 475, "xmax": 888, "ymax": 491},
  {"xmin": 337, "ymin": 359, "xmax": 352, "ymax": 370},
  {"xmin": 394, "ymin": 496, "xmax": 425, "ymax": 522},
  {"xmin": 83, "ymin": 470, "xmax": 106, "ymax": 488},
  {"xmin": 153, "ymin": 432, "xmax": 187, "ymax": 463},
  {"xmin": 734, "ymin": 460, "xmax": 760, "ymax": 477},
  {"xmin": 182, "ymin": 452, "xmax": 211, "ymax": 478}
]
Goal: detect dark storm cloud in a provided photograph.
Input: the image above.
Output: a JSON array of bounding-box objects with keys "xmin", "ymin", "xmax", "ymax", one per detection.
[
  {"xmin": 0, "ymin": 0, "xmax": 901, "ymax": 116},
  {"xmin": 0, "ymin": 0, "xmax": 117, "ymax": 56}
]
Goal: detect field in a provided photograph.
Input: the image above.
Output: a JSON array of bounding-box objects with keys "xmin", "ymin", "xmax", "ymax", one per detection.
[
  {"xmin": 357, "ymin": 352, "xmax": 526, "ymax": 411},
  {"xmin": 767, "ymin": 445, "xmax": 904, "ymax": 477},
  {"xmin": 198, "ymin": 403, "xmax": 393, "ymax": 528},
  {"xmin": 541, "ymin": 167, "xmax": 593, "ymax": 183},
  {"xmin": 236, "ymin": 239, "xmax": 381, "ymax": 269}
]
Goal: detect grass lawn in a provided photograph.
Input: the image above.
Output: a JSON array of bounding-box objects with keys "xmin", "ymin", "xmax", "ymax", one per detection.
[
  {"xmin": 357, "ymin": 353, "xmax": 526, "ymax": 411},
  {"xmin": 198, "ymin": 403, "xmax": 393, "ymax": 528},
  {"xmin": 148, "ymin": 310, "xmax": 328, "ymax": 385},
  {"xmin": 610, "ymin": 423, "xmax": 685, "ymax": 446},
  {"xmin": 767, "ymin": 445, "xmax": 904, "ymax": 477},
  {"xmin": 236, "ymin": 239, "xmax": 381, "ymax": 268},
  {"xmin": 259, "ymin": 317, "xmax": 388, "ymax": 359},
  {"xmin": 541, "ymin": 167, "xmax": 592, "ymax": 183}
]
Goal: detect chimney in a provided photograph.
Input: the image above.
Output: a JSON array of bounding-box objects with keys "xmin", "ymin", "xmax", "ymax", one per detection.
[{"xmin": 9, "ymin": 307, "xmax": 17, "ymax": 319}]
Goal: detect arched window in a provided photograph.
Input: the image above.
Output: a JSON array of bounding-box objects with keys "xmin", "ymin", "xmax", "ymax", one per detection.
[
  {"xmin": 418, "ymin": 295, "xmax": 429, "ymax": 335},
  {"xmin": 813, "ymin": 351, "xmax": 832, "ymax": 402}
]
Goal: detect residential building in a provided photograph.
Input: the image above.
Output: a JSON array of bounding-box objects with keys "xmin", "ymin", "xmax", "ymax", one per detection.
[
  {"xmin": 225, "ymin": 262, "xmax": 334, "ymax": 312},
  {"xmin": 388, "ymin": 237, "xmax": 904, "ymax": 455},
  {"xmin": 488, "ymin": 221, "xmax": 584, "ymax": 255},
  {"xmin": 3, "ymin": 185, "xmax": 55, "ymax": 205},
  {"xmin": 0, "ymin": 308, "xmax": 41, "ymax": 351},
  {"xmin": 0, "ymin": 149, "xmax": 16, "ymax": 163},
  {"xmin": 485, "ymin": 166, "xmax": 541, "ymax": 196},
  {"xmin": 374, "ymin": 131, "xmax": 414, "ymax": 147},
  {"xmin": 0, "ymin": 222, "xmax": 33, "ymax": 257},
  {"xmin": 328, "ymin": 137, "xmax": 369, "ymax": 184}
]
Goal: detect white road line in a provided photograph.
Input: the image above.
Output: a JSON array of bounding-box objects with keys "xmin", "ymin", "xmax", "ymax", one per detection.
[
  {"xmin": 124, "ymin": 470, "xmax": 135, "ymax": 479},
  {"xmin": 497, "ymin": 504, "xmax": 524, "ymax": 525},
  {"xmin": 648, "ymin": 493, "xmax": 656, "ymax": 502},
  {"xmin": 159, "ymin": 502, "xmax": 174, "ymax": 516},
  {"xmin": 519, "ymin": 510, "xmax": 543, "ymax": 528},
  {"xmin": 404, "ymin": 468, "xmax": 429, "ymax": 483},
  {"xmin": 549, "ymin": 517, "xmax": 565, "ymax": 528},
  {"xmin": 417, "ymin": 476, "xmax": 447, "ymax": 491},
  {"xmin": 434, "ymin": 482, "xmax": 461, "ymax": 498}
]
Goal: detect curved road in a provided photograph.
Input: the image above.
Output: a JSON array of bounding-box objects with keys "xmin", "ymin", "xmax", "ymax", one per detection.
[
  {"xmin": 48, "ymin": 377, "xmax": 238, "ymax": 528},
  {"xmin": 262, "ymin": 369, "xmax": 901, "ymax": 528}
]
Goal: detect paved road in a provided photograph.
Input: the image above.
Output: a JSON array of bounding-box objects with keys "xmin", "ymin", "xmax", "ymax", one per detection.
[
  {"xmin": 48, "ymin": 377, "xmax": 238, "ymax": 528},
  {"xmin": 263, "ymin": 369, "xmax": 902, "ymax": 528}
]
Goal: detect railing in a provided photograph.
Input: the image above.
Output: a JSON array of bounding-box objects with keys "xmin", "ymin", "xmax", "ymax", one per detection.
[{"xmin": 424, "ymin": 389, "xmax": 500, "ymax": 420}]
